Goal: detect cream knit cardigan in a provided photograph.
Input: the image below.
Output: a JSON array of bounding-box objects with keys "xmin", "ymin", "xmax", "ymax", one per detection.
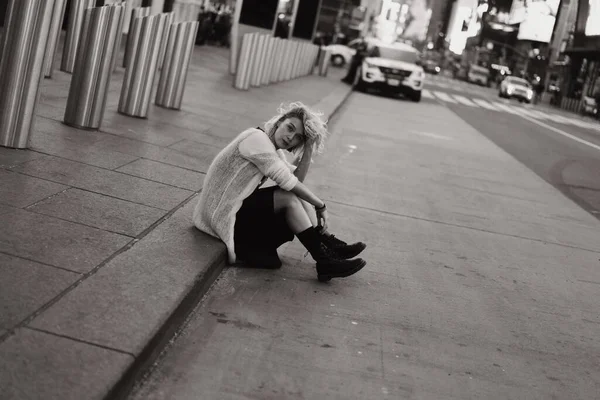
[{"xmin": 193, "ymin": 127, "xmax": 298, "ymax": 263}]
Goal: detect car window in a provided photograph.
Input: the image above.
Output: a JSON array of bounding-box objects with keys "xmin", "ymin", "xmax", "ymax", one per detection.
[
  {"xmin": 370, "ymin": 46, "xmax": 418, "ymax": 64},
  {"xmin": 507, "ymin": 77, "xmax": 531, "ymax": 87}
]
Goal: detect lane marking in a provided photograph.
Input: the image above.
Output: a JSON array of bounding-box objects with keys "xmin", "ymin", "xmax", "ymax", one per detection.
[
  {"xmin": 518, "ymin": 113, "xmax": 600, "ymax": 152},
  {"xmin": 472, "ymin": 98, "xmax": 498, "ymax": 111},
  {"xmin": 452, "ymin": 95, "xmax": 478, "ymax": 107},
  {"xmin": 422, "ymin": 89, "xmax": 435, "ymax": 99},
  {"xmin": 433, "ymin": 91, "xmax": 457, "ymax": 103},
  {"xmin": 492, "ymin": 102, "xmax": 519, "ymax": 113}
]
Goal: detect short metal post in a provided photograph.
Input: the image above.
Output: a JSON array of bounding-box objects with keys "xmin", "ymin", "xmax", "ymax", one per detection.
[
  {"xmin": 157, "ymin": 12, "xmax": 175, "ymax": 69},
  {"xmin": 277, "ymin": 40, "xmax": 290, "ymax": 82},
  {"xmin": 234, "ymin": 33, "xmax": 257, "ymax": 91},
  {"xmin": 61, "ymin": 0, "xmax": 95, "ymax": 73},
  {"xmin": 251, "ymin": 34, "xmax": 267, "ymax": 87},
  {"xmin": 123, "ymin": 6, "xmax": 150, "ymax": 68},
  {"xmin": 318, "ymin": 47, "xmax": 330, "ymax": 76},
  {"xmin": 118, "ymin": 13, "xmax": 169, "ymax": 118},
  {"xmin": 155, "ymin": 21, "xmax": 199, "ymax": 109},
  {"xmin": 0, "ymin": 0, "xmax": 56, "ymax": 149},
  {"xmin": 261, "ymin": 37, "xmax": 275, "ymax": 86},
  {"xmin": 285, "ymin": 41, "xmax": 298, "ymax": 81},
  {"xmin": 43, "ymin": 0, "xmax": 67, "ymax": 79},
  {"xmin": 269, "ymin": 38, "xmax": 283, "ymax": 84},
  {"xmin": 64, "ymin": 4, "xmax": 125, "ymax": 130}
]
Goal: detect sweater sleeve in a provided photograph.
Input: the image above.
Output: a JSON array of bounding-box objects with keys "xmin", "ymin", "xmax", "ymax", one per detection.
[{"xmin": 238, "ymin": 129, "xmax": 299, "ymax": 191}]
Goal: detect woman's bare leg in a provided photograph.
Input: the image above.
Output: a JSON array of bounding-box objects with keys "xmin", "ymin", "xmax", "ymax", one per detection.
[
  {"xmin": 300, "ymin": 199, "xmax": 318, "ymax": 227},
  {"xmin": 273, "ymin": 189, "xmax": 313, "ymax": 233}
]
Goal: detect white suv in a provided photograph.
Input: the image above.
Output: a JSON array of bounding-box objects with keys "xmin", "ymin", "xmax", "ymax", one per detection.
[{"xmin": 353, "ymin": 41, "xmax": 424, "ymax": 102}]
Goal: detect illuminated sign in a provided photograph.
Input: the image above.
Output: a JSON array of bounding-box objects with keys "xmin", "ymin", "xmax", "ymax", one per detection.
[
  {"xmin": 510, "ymin": 0, "xmax": 560, "ymax": 43},
  {"xmin": 585, "ymin": 0, "xmax": 600, "ymax": 36}
]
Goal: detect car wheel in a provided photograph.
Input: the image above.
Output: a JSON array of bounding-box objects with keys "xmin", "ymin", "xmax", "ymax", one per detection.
[
  {"xmin": 411, "ymin": 91, "xmax": 422, "ymax": 102},
  {"xmin": 498, "ymin": 91, "xmax": 504, "ymax": 98},
  {"xmin": 330, "ymin": 54, "xmax": 345, "ymax": 67},
  {"xmin": 353, "ymin": 67, "xmax": 366, "ymax": 92}
]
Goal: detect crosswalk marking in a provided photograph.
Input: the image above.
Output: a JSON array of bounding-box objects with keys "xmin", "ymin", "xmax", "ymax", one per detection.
[
  {"xmin": 422, "ymin": 89, "xmax": 435, "ymax": 99},
  {"xmin": 492, "ymin": 102, "xmax": 519, "ymax": 113},
  {"xmin": 433, "ymin": 91, "xmax": 457, "ymax": 103},
  {"xmin": 452, "ymin": 95, "xmax": 478, "ymax": 107},
  {"xmin": 422, "ymin": 88, "xmax": 600, "ymax": 135},
  {"xmin": 471, "ymin": 98, "xmax": 498, "ymax": 111}
]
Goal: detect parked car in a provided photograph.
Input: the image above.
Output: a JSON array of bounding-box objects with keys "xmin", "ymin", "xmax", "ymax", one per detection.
[
  {"xmin": 498, "ymin": 76, "xmax": 534, "ymax": 103},
  {"xmin": 353, "ymin": 41, "xmax": 424, "ymax": 102},
  {"xmin": 467, "ymin": 65, "xmax": 490, "ymax": 86},
  {"xmin": 422, "ymin": 60, "xmax": 441, "ymax": 75},
  {"xmin": 324, "ymin": 38, "xmax": 376, "ymax": 67}
]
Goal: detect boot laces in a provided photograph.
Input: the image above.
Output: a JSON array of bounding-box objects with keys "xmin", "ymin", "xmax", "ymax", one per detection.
[{"xmin": 322, "ymin": 233, "xmax": 347, "ymax": 248}]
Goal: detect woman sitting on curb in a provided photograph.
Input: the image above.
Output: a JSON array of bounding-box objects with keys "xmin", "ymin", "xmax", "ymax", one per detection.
[{"xmin": 192, "ymin": 102, "xmax": 366, "ymax": 282}]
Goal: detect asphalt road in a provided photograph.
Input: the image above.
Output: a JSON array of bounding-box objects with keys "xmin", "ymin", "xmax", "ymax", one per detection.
[
  {"xmin": 423, "ymin": 76, "xmax": 600, "ymax": 219},
  {"xmin": 128, "ymin": 87, "xmax": 600, "ymax": 399}
]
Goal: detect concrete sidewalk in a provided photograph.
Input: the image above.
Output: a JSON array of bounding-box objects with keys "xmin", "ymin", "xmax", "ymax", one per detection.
[{"xmin": 0, "ymin": 45, "xmax": 352, "ymax": 400}]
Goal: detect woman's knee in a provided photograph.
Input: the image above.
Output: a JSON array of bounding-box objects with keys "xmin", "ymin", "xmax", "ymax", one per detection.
[{"xmin": 274, "ymin": 189, "xmax": 302, "ymax": 212}]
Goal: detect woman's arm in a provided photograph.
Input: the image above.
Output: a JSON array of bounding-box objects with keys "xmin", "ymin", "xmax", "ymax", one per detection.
[
  {"xmin": 293, "ymin": 143, "xmax": 313, "ymax": 182},
  {"xmin": 290, "ymin": 180, "xmax": 328, "ymax": 229},
  {"xmin": 290, "ymin": 180, "xmax": 323, "ymax": 208}
]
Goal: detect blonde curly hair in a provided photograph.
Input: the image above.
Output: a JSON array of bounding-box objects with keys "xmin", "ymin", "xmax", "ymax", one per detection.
[{"xmin": 263, "ymin": 102, "xmax": 329, "ymax": 156}]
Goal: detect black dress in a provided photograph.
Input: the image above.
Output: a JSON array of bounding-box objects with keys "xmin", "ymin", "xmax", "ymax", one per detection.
[{"xmin": 233, "ymin": 128, "xmax": 295, "ymax": 259}]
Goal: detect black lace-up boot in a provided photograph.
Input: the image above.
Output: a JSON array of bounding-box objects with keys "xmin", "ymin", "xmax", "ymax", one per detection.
[
  {"xmin": 318, "ymin": 229, "xmax": 366, "ymax": 260},
  {"xmin": 297, "ymin": 227, "xmax": 366, "ymax": 282}
]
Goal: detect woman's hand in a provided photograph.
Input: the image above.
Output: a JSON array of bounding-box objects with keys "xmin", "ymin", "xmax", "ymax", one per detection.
[{"xmin": 316, "ymin": 207, "xmax": 328, "ymax": 231}]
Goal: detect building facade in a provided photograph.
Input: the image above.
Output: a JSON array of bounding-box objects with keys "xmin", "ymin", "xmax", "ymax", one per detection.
[{"xmin": 558, "ymin": 0, "xmax": 600, "ymax": 113}]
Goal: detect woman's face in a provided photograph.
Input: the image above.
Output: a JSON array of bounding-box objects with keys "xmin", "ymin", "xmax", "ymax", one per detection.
[{"xmin": 273, "ymin": 117, "xmax": 304, "ymax": 150}]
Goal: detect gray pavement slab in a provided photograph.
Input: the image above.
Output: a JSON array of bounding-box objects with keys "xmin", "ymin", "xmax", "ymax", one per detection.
[
  {"xmin": 27, "ymin": 188, "xmax": 167, "ymax": 237},
  {"xmin": 0, "ymin": 253, "xmax": 79, "ymax": 333},
  {"xmin": 0, "ymin": 328, "xmax": 132, "ymax": 400},
  {"xmin": 28, "ymin": 118, "xmax": 139, "ymax": 170},
  {"xmin": 29, "ymin": 200, "xmax": 226, "ymax": 354},
  {"xmin": 100, "ymin": 114, "xmax": 190, "ymax": 147},
  {"xmin": 0, "ymin": 147, "xmax": 46, "ymax": 169},
  {"xmin": 12, "ymin": 156, "xmax": 193, "ymax": 210},
  {"xmin": 116, "ymin": 159, "xmax": 206, "ymax": 191},
  {"xmin": 0, "ymin": 169, "xmax": 68, "ymax": 208},
  {"xmin": 96, "ymin": 133, "xmax": 219, "ymax": 174},
  {"xmin": 0, "ymin": 209, "xmax": 130, "ymax": 273}
]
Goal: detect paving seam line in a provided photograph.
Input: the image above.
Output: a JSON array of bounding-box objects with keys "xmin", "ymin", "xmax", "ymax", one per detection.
[{"xmin": 104, "ymin": 86, "xmax": 353, "ymax": 400}]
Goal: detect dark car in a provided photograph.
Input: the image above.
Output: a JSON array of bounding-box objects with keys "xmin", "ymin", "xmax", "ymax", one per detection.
[{"xmin": 422, "ymin": 60, "xmax": 441, "ymax": 75}]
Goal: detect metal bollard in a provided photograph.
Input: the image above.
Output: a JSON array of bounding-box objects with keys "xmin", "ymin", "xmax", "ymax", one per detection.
[
  {"xmin": 261, "ymin": 37, "xmax": 275, "ymax": 86},
  {"xmin": 277, "ymin": 40, "xmax": 291, "ymax": 82},
  {"xmin": 157, "ymin": 12, "xmax": 175, "ymax": 70},
  {"xmin": 285, "ymin": 41, "xmax": 298, "ymax": 81},
  {"xmin": 61, "ymin": 0, "xmax": 95, "ymax": 73},
  {"xmin": 123, "ymin": 6, "xmax": 150, "ymax": 68},
  {"xmin": 64, "ymin": 4, "xmax": 125, "ymax": 130},
  {"xmin": 269, "ymin": 38, "xmax": 283, "ymax": 84},
  {"xmin": 294, "ymin": 42, "xmax": 305, "ymax": 78},
  {"xmin": 234, "ymin": 33, "xmax": 257, "ymax": 91},
  {"xmin": 251, "ymin": 35, "xmax": 267, "ymax": 87},
  {"xmin": 118, "ymin": 13, "xmax": 169, "ymax": 118},
  {"xmin": 0, "ymin": 0, "xmax": 56, "ymax": 149},
  {"xmin": 43, "ymin": 0, "xmax": 67, "ymax": 79},
  {"xmin": 310, "ymin": 45, "xmax": 319, "ymax": 74},
  {"xmin": 155, "ymin": 21, "xmax": 199, "ymax": 110},
  {"xmin": 318, "ymin": 47, "xmax": 331, "ymax": 77}
]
